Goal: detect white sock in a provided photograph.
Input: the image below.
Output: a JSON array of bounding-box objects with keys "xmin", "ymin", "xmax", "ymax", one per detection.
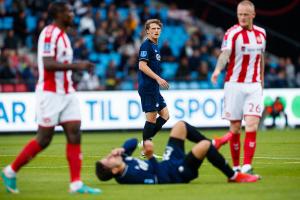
[
  {"xmin": 241, "ymin": 164, "xmax": 252, "ymax": 173},
  {"xmin": 4, "ymin": 165, "xmax": 16, "ymax": 178},
  {"xmin": 70, "ymin": 180, "xmax": 83, "ymax": 191},
  {"xmin": 232, "ymin": 166, "xmax": 241, "ymax": 172}
]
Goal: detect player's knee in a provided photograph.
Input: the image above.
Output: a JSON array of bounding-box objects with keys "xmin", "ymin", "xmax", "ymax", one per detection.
[
  {"xmin": 230, "ymin": 122, "xmax": 241, "ymax": 133},
  {"xmin": 245, "ymin": 118, "xmax": 259, "ymax": 131},
  {"xmin": 175, "ymin": 121, "xmax": 186, "ymax": 129},
  {"xmin": 37, "ymin": 135, "xmax": 53, "ymax": 148}
]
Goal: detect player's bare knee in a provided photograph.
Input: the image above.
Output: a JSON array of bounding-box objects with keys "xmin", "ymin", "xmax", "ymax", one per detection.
[
  {"xmin": 245, "ymin": 118, "xmax": 259, "ymax": 131},
  {"xmin": 170, "ymin": 121, "xmax": 187, "ymax": 139}
]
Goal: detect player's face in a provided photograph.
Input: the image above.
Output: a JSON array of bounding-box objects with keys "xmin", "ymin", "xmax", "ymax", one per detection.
[
  {"xmin": 237, "ymin": 4, "xmax": 255, "ymax": 29},
  {"xmin": 147, "ymin": 23, "xmax": 161, "ymax": 41},
  {"xmin": 101, "ymin": 154, "xmax": 123, "ymax": 169},
  {"xmin": 60, "ymin": 4, "xmax": 74, "ymax": 27}
]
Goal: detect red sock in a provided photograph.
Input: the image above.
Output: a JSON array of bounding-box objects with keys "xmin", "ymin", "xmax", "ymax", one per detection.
[
  {"xmin": 11, "ymin": 139, "xmax": 42, "ymax": 172},
  {"xmin": 243, "ymin": 131, "xmax": 257, "ymax": 165},
  {"xmin": 66, "ymin": 144, "xmax": 82, "ymax": 182},
  {"xmin": 220, "ymin": 131, "xmax": 233, "ymax": 144},
  {"xmin": 230, "ymin": 133, "xmax": 240, "ymax": 167}
]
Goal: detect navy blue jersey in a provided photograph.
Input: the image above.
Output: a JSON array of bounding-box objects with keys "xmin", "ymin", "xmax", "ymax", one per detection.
[
  {"xmin": 114, "ymin": 138, "xmax": 197, "ymax": 184},
  {"xmin": 138, "ymin": 38, "xmax": 161, "ymax": 94}
]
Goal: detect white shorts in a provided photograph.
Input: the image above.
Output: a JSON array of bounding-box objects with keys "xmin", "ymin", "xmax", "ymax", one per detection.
[
  {"xmin": 36, "ymin": 92, "xmax": 81, "ymax": 127},
  {"xmin": 222, "ymin": 82, "xmax": 263, "ymax": 120}
]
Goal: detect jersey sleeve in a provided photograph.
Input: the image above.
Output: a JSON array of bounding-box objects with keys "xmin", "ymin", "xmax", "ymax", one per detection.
[
  {"xmin": 221, "ymin": 29, "xmax": 235, "ymax": 51},
  {"xmin": 122, "ymin": 138, "xmax": 138, "ymax": 156},
  {"xmin": 138, "ymin": 42, "xmax": 149, "ymax": 62},
  {"xmin": 41, "ymin": 27, "xmax": 58, "ymax": 57}
]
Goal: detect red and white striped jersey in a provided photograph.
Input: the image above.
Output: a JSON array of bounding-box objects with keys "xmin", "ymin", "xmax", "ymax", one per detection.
[
  {"xmin": 221, "ymin": 24, "xmax": 266, "ymax": 83},
  {"xmin": 36, "ymin": 24, "xmax": 75, "ymax": 94}
]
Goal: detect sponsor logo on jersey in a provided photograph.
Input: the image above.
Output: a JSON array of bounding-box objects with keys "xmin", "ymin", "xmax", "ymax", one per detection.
[
  {"xmin": 44, "ymin": 43, "xmax": 51, "ymax": 53},
  {"xmin": 156, "ymin": 54, "xmax": 161, "ymax": 61}
]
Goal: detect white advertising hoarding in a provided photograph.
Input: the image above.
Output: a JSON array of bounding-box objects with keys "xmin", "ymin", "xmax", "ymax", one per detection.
[{"xmin": 0, "ymin": 89, "xmax": 299, "ymax": 132}]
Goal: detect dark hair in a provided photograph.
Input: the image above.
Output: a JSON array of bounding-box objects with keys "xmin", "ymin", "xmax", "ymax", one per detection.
[
  {"xmin": 48, "ymin": 1, "xmax": 68, "ymax": 20},
  {"xmin": 95, "ymin": 161, "xmax": 114, "ymax": 181}
]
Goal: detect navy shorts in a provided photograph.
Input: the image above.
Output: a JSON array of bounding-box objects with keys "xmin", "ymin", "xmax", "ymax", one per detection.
[
  {"xmin": 139, "ymin": 92, "xmax": 167, "ymax": 112},
  {"xmin": 162, "ymin": 138, "xmax": 199, "ymax": 183}
]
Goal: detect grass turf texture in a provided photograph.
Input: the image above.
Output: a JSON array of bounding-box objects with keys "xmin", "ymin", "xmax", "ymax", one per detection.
[{"xmin": 0, "ymin": 128, "xmax": 299, "ymax": 200}]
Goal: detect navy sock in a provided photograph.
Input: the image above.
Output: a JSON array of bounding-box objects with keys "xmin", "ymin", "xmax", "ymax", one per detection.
[
  {"xmin": 206, "ymin": 144, "xmax": 234, "ymax": 178},
  {"xmin": 184, "ymin": 122, "xmax": 208, "ymax": 143},
  {"xmin": 153, "ymin": 116, "xmax": 167, "ymax": 136},
  {"xmin": 143, "ymin": 121, "xmax": 156, "ymax": 141}
]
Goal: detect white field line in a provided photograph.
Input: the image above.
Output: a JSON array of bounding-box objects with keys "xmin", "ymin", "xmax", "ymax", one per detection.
[{"xmin": 1, "ymin": 154, "xmax": 299, "ymax": 160}]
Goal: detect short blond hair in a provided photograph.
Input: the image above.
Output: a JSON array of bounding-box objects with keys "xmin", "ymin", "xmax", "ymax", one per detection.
[
  {"xmin": 144, "ymin": 19, "xmax": 163, "ymax": 31},
  {"xmin": 238, "ymin": 0, "xmax": 255, "ymax": 9}
]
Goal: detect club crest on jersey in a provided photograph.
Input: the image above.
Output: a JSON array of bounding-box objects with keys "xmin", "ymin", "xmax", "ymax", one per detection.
[
  {"xmin": 256, "ymin": 35, "xmax": 262, "ymax": 44},
  {"xmin": 140, "ymin": 51, "xmax": 147, "ymax": 57},
  {"xmin": 241, "ymin": 46, "xmax": 245, "ymax": 52},
  {"xmin": 156, "ymin": 54, "xmax": 161, "ymax": 61}
]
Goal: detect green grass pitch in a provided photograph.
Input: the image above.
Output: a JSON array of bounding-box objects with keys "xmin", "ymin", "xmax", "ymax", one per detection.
[{"xmin": 0, "ymin": 128, "xmax": 299, "ymax": 200}]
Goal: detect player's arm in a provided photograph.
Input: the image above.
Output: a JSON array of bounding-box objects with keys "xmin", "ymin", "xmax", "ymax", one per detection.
[
  {"xmin": 260, "ymin": 53, "xmax": 265, "ymax": 89},
  {"xmin": 211, "ymin": 49, "xmax": 231, "ymax": 84},
  {"xmin": 139, "ymin": 60, "xmax": 169, "ymax": 89},
  {"xmin": 43, "ymin": 57, "xmax": 94, "ymax": 71},
  {"xmin": 122, "ymin": 138, "xmax": 138, "ymax": 156}
]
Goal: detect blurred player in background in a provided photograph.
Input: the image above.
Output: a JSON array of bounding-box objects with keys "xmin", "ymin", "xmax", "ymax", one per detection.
[
  {"xmin": 137, "ymin": 19, "xmax": 169, "ymax": 156},
  {"xmin": 95, "ymin": 121, "xmax": 260, "ymax": 184},
  {"xmin": 211, "ymin": 0, "xmax": 266, "ymax": 174},
  {"xmin": 1, "ymin": 2, "xmax": 100, "ymax": 194}
]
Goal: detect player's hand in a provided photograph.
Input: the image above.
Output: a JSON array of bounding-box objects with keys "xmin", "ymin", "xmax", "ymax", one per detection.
[
  {"xmin": 75, "ymin": 61, "xmax": 94, "ymax": 70},
  {"xmin": 211, "ymin": 69, "xmax": 220, "ymax": 84},
  {"xmin": 157, "ymin": 77, "xmax": 169, "ymax": 89},
  {"xmin": 143, "ymin": 140, "xmax": 154, "ymax": 159},
  {"xmin": 111, "ymin": 148, "xmax": 125, "ymax": 157}
]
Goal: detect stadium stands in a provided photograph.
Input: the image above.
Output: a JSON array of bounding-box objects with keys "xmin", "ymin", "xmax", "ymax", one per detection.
[{"xmin": 0, "ymin": 0, "xmax": 299, "ymax": 92}]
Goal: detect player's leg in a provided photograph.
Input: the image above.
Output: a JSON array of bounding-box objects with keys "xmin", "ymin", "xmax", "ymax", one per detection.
[
  {"xmin": 242, "ymin": 83, "xmax": 262, "ymax": 174},
  {"xmin": 143, "ymin": 111, "xmax": 158, "ymax": 141},
  {"xmin": 183, "ymin": 140, "xmax": 259, "ymax": 183},
  {"xmin": 221, "ymin": 82, "xmax": 244, "ymax": 171},
  {"xmin": 154, "ymin": 93, "xmax": 169, "ymax": 135},
  {"xmin": 229, "ymin": 120, "xmax": 242, "ymax": 171},
  {"xmin": 243, "ymin": 116, "xmax": 259, "ymax": 173},
  {"xmin": 1, "ymin": 92, "xmax": 59, "ymax": 193},
  {"xmin": 60, "ymin": 94, "xmax": 101, "ymax": 194},
  {"xmin": 1, "ymin": 126, "xmax": 54, "ymax": 194}
]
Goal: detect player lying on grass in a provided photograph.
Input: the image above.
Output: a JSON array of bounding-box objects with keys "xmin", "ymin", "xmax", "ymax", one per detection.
[{"xmin": 95, "ymin": 121, "xmax": 260, "ymax": 184}]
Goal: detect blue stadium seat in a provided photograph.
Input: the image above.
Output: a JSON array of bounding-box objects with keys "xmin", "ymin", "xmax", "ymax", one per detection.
[
  {"xmin": 109, "ymin": 53, "xmax": 121, "ymax": 66},
  {"xmin": 26, "ymin": 16, "xmax": 37, "ymax": 32},
  {"xmin": 89, "ymin": 52, "xmax": 99, "ymax": 63},
  {"xmin": 95, "ymin": 63, "xmax": 107, "ymax": 78},
  {"xmin": 177, "ymin": 81, "xmax": 189, "ymax": 90},
  {"xmin": 117, "ymin": 8, "xmax": 129, "ymax": 21},
  {"xmin": 119, "ymin": 80, "xmax": 134, "ymax": 90},
  {"xmin": 83, "ymin": 35, "xmax": 94, "ymax": 51},
  {"xmin": 3, "ymin": 17, "xmax": 13, "ymax": 29},
  {"xmin": 159, "ymin": 7, "xmax": 169, "ymax": 23},
  {"xmin": 189, "ymin": 81, "xmax": 200, "ymax": 89},
  {"xmin": 199, "ymin": 81, "xmax": 211, "ymax": 89},
  {"xmin": 161, "ymin": 62, "xmax": 179, "ymax": 80}
]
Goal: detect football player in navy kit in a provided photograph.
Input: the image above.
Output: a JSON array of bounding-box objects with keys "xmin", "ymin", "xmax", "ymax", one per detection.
[
  {"xmin": 138, "ymin": 19, "xmax": 169, "ymax": 148},
  {"xmin": 95, "ymin": 121, "xmax": 260, "ymax": 184}
]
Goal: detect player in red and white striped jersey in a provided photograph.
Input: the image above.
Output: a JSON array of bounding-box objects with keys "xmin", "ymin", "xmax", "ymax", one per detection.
[
  {"xmin": 211, "ymin": 0, "xmax": 266, "ymax": 174},
  {"xmin": 2, "ymin": 2, "xmax": 100, "ymax": 194}
]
